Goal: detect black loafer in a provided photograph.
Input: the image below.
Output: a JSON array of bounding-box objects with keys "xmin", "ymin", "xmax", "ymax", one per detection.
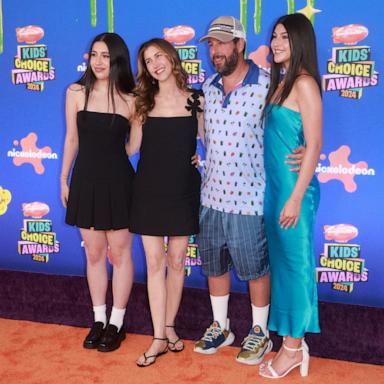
[
  {"xmin": 83, "ymin": 321, "xmax": 105, "ymax": 349},
  {"xmin": 97, "ymin": 324, "xmax": 126, "ymax": 352}
]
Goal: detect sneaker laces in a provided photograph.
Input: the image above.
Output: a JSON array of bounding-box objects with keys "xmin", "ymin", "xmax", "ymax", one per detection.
[
  {"xmin": 241, "ymin": 334, "xmax": 264, "ymax": 351},
  {"xmin": 201, "ymin": 324, "xmax": 222, "ymax": 342}
]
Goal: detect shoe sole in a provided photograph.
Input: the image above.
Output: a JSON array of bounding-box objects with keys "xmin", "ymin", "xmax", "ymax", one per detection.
[
  {"xmin": 83, "ymin": 342, "xmax": 100, "ymax": 349},
  {"xmin": 236, "ymin": 339, "xmax": 273, "ymax": 365},
  {"xmin": 97, "ymin": 333, "xmax": 126, "ymax": 352},
  {"xmin": 193, "ymin": 332, "xmax": 235, "ymax": 355}
]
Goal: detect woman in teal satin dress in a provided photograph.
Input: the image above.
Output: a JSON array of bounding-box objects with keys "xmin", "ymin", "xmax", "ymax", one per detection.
[{"xmin": 259, "ymin": 14, "xmax": 322, "ymax": 379}]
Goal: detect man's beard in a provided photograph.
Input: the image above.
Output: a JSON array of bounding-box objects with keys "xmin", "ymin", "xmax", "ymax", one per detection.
[{"xmin": 212, "ymin": 49, "xmax": 239, "ymax": 76}]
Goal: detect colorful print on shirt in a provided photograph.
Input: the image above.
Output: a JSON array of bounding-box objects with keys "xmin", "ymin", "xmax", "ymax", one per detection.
[{"xmin": 201, "ymin": 62, "xmax": 270, "ymax": 215}]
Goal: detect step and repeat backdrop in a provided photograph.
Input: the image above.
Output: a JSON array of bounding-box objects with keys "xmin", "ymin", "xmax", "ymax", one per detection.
[{"xmin": 0, "ymin": 0, "xmax": 382, "ymax": 307}]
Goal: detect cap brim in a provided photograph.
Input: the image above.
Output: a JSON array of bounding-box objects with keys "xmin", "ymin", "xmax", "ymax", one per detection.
[{"xmin": 199, "ymin": 32, "xmax": 235, "ymax": 43}]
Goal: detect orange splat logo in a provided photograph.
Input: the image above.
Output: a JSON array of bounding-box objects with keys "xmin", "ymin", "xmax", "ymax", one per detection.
[
  {"xmin": 316, "ymin": 145, "xmax": 375, "ymax": 192},
  {"xmin": 249, "ymin": 45, "xmax": 271, "ymax": 70},
  {"xmin": 8, "ymin": 132, "xmax": 58, "ymax": 174}
]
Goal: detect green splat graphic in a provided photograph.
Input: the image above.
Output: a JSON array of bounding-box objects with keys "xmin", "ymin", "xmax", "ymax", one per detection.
[
  {"xmin": 90, "ymin": 0, "xmax": 97, "ymax": 27},
  {"xmin": 254, "ymin": 0, "xmax": 261, "ymax": 34},
  {"xmin": 239, "ymin": 0, "xmax": 319, "ymax": 37},
  {"xmin": 240, "ymin": 0, "xmax": 247, "ymax": 34},
  {"xmin": 90, "ymin": 0, "xmax": 114, "ymax": 32},
  {"xmin": 309, "ymin": 0, "xmax": 315, "ymax": 24},
  {"xmin": 288, "ymin": 0, "xmax": 295, "ymax": 14},
  {"xmin": 108, "ymin": 0, "xmax": 114, "ymax": 32}
]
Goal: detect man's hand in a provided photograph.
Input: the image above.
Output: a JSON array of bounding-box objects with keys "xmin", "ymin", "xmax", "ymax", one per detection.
[
  {"xmin": 286, "ymin": 145, "xmax": 305, "ymax": 172},
  {"xmin": 191, "ymin": 154, "xmax": 201, "ymax": 168}
]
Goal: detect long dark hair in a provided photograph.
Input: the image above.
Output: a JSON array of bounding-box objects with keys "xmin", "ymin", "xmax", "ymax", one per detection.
[
  {"xmin": 77, "ymin": 32, "xmax": 135, "ymax": 112},
  {"xmin": 135, "ymin": 38, "xmax": 188, "ymax": 122},
  {"xmin": 264, "ymin": 13, "xmax": 321, "ymax": 112}
]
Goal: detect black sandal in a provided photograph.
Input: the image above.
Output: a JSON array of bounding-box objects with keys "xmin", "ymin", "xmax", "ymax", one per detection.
[
  {"xmin": 166, "ymin": 325, "xmax": 184, "ymax": 352},
  {"xmin": 136, "ymin": 337, "xmax": 168, "ymax": 367}
]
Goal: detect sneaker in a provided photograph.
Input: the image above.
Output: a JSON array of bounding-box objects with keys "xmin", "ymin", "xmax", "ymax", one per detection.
[
  {"xmin": 194, "ymin": 319, "xmax": 235, "ymax": 354},
  {"xmin": 236, "ymin": 325, "xmax": 273, "ymax": 365}
]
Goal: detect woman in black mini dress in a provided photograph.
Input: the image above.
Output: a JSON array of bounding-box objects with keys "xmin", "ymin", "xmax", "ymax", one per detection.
[
  {"xmin": 128, "ymin": 38, "xmax": 203, "ymax": 367},
  {"xmin": 60, "ymin": 33, "xmax": 136, "ymax": 352}
]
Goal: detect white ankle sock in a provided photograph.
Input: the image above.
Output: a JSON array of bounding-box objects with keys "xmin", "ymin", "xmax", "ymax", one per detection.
[
  {"xmin": 109, "ymin": 306, "xmax": 126, "ymax": 331},
  {"xmin": 93, "ymin": 304, "xmax": 107, "ymax": 327},
  {"xmin": 210, "ymin": 294, "xmax": 229, "ymax": 330},
  {"xmin": 252, "ymin": 303, "xmax": 270, "ymax": 336}
]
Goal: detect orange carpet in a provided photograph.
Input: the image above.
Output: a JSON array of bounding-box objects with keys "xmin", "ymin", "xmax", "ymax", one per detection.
[{"xmin": 0, "ymin": 319, "xmax": 383, "ymax": 384}]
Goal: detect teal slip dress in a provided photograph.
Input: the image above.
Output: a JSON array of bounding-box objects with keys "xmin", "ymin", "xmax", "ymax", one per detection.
[{"xmin": 264, "ymin": 104, "xmax": 320, "ymax": 338}]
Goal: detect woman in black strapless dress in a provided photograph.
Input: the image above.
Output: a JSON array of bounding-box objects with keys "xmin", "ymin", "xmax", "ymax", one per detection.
[
  {"xmin": 129, "ymin": 112, "xmax": 201, "ymax": 236},
  {"xmin": 128, "ymin": 38, "xmax": 203, "ymax": 367},
  {"xmin": 60, "ymin": 33, "xmax": 136, "ymax": 353}
]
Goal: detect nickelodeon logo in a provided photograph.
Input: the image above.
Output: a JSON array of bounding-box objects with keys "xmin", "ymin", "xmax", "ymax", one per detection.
[
  {"xmin": 7, "ymin": 132, "xmax": 58, "ymax": 175},
  {"xmin": 316, "ymin": 145, "xmax": 375, "ymax": 192},
  {"xmin": 77, "ymin": 53, "xmax": 89, "ymax": 72}
]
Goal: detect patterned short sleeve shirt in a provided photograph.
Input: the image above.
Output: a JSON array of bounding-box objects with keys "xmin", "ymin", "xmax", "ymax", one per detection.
[{"xmin": 201, "ymin": 61, "xmax": 270, "ymax": 215}]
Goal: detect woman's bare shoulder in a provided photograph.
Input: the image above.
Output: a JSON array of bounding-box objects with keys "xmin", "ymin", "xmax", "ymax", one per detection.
[
  {"xmin": 66, "ymin": 83, "xmax": 86, "ymax": 104},
  {"xmin": 295, "ymin": 75, "xmax": 319, "ymax": 93},
  {"xmin": 67, "ymin": 83, "xmax": 85, "ymax": 93}
]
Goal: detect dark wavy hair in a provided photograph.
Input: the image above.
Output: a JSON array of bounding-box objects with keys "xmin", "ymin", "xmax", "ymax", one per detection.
[
  {"xmin": 77, "ymin": 32, "xmax": 135, "ymax": 112},
  {"xmin": 264, "ymin": 13, "xmax": 321, "ymax": 111},
  {"xmin": 135, "ymin": 38, "xmax": 188, "ymax": 122}
]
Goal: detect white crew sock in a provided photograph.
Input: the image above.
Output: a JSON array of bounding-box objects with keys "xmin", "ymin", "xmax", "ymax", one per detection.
[
  {"xmin": 109, "ymin": 306, "xmax": 126, "ymax": 331},
  {"xmin": 252, "ymin": 303, "xmax": 270, "ymax": 336},
  {"xmin": 93, "ymin": 304, "xmax": 107, "ymax": 327},
  {"xmin": 210, "ymin": 294, "xmax": 229, "ymax": 330}
]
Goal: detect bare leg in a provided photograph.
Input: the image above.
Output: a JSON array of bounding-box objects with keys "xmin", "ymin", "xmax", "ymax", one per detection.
[
  {"xmin": 80, "ymin": 228, "xmax": 108, "ymax": 306},
  {"xmin": 165, "ymin": 235, "xmax": 189, "ymax": 350},
  {"xmin": 249, "ymin": 274, "xmax": 270, "ymax": 307},
  {"xmin": 208, "ymin": 272, "xmax": 231, "ymax": 296},
  {"xmin": 106, "ymin": 229, "xmax": 134, "ymax": 309},
  {"xmin": 136, "ymin": 236, "xmax": 168, "ymax": 365}
]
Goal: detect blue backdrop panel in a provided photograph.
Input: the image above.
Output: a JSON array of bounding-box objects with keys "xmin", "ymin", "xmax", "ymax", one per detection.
[{"xmin": 0, "ymin": 0, "xmax": 382, "ymax": 307}]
